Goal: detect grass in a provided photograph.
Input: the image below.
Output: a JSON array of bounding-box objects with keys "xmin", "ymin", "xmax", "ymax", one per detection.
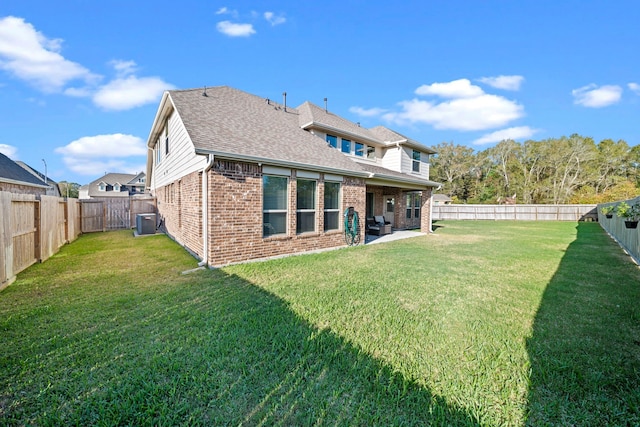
[{"xmin": 1, "ymin": 221, "xmax": 639, "ymax": 425}]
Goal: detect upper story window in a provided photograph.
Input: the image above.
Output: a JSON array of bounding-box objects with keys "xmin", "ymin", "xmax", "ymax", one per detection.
[
  {"xmin": 114, "ymin": 183, "xmax": 121, "ymax": 192},
  {"xmin": 341, "ymin": 138, "xmax": 351, "ymax": 154},
  {"xmin": 324, "ymin": 181, "xmax": 340, "ymax": 231},
  {"xmin": 412, "ymin": 150, "xmax": 421, "ymax": 172},
  {"xmin": 367, "ymin": 146, "xmax": 376, "ymax": 159},
  {"xmin": 98, "ymin": 182, "xmax": 106, "ymax": 191},
  {"xmin": 263, "ymin": 175, "xmax": 288, "ymax": 237},
  {"xmin": 296, "ymin": 179, "xmax": 316, "ymax": 234},
  {"xmin": 326, "ymin": 134, "xmax": 338, "ymax": 148},
  {"xmin": 156, "ymin": 140, "xmax": 162, "ymax": 165},
  {"xmin": 355, "ymin": 142, "xmax": 364, "ymax": 157}
]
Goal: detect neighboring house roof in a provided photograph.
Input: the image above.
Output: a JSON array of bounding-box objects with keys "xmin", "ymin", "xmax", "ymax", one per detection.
[
  {"xmin": 0, "ymin": 152, "xmax": 49, "ymax": 188},
  {"xmin": 433, "ymin": 194, "xmax": 452, "ymax": 203},
  {"xmin": 83, "ymin": 172, "xmax": 145, "ymax": 198},
  {"xmin": 15, "ymin": 161, "xmax": 61, "ymax": 196}
]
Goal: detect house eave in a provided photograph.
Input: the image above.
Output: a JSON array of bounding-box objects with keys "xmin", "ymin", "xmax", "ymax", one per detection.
[
  {"xmin": 366, "ymin": 173, "xmax": 441, "ymax": 189},
  {"xmin": 300, "ymin": 121, "xmax": 383, "ymax": 146},
  {"xmin": 194, "ymin": 148, "xmax": 370, "ymax": 178},
  {"xmin": 0, "ymin": 177, "xmax": 48, "ymax": 189}
]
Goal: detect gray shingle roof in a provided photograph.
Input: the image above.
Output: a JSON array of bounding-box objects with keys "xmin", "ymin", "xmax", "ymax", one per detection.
[
  {"xmin": 85, "ymin": 173, "xmax": 145, "ymax": 197},
  {"xmin": 168, "ymin": 87, "xmax": 366, "ymax": 176},
  {"xmin": 297, "ymin": 102, "xmax": 383, "ymax": 144},
  {"xmin": 357, "ymin": 162, "xmax": 441, "ymax": 187},
  {"xmin": 0, "ymin": 152, "xmax": 48, "ymax": 187}
]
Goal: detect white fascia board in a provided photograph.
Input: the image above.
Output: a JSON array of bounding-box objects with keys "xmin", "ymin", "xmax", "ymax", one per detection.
[
  {"xmin": 301, "ymin": 121, "xmax": 383, "ymax": 146},
  {"xmin": 145, "ymin": 91, "xmax": 174, "ymax": 149}
]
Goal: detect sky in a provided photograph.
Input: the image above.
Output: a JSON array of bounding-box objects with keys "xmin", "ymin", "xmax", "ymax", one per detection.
[{"xmin": 0, "ymin": 0, "xmax": 639, "ymax": 185}]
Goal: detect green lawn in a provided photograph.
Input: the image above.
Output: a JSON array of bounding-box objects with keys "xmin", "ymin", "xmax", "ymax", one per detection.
[{"xmin": 1, "ymin": 221, "xmax": 640, "ymax": 426}]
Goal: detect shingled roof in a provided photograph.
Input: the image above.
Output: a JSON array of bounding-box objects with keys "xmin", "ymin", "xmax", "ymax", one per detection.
[
  {"xmin": 0, "ymin": 152, "xmax": 48, "ymax": 187},
  {"xmin": 167, "ymin": 87, "xmax": 367, "ymax": 176}
]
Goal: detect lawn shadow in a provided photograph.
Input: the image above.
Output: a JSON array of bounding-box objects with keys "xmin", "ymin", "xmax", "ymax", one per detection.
[
  {"xmin": 526, "ymin": 223, "xmax": 640, "ymax": 425},
  {"xmin": 22, "ymin": 269, "xmax": 481, "ymax": 425},
  {"xmin": 161, "ymin": 270, "xmax": 481, "ymax": 425}
]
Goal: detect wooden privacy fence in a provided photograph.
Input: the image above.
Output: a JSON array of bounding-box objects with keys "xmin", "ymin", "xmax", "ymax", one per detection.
[
  {"xmin": 598, "ymin": 196, "xmax": 640, "ymax": 265},
  {"xmin": 80, "ymin": 197, "xmax": 157, "ymax": 232},
  {"xmin": 1, "ymin": 193, "xmax": 156, "ymax": 290},
  {"xmin": 0, "ymin": 193, "xmax": 81, "ymax": 290},
  {"xmin": 433, "ymin": 204, "xmax": 598, "ymax": 221}
]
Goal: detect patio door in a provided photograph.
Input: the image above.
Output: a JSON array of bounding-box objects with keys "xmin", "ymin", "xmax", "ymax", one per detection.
[{"xmin": 383, "ymin": 195, "xmax": 395, "ymax": 226}]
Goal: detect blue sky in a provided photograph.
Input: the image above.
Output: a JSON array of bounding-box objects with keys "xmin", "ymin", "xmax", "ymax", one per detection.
[{"xmin": 1, "ymin": 1, "xmax": 639, "ymax": 184}]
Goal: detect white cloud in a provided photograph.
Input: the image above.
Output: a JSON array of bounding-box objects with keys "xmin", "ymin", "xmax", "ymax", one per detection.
[
  {"xmin": 349, "ymin": 106, "xmax": 388, "ymax": 117},
  {"xmin": 216, "ymin": 21, "xmax": 256, "ymax": 37},
  {"xmin": 0, "ymin": 143, "xmax": 18, "ymax": 158},
  {"xmin": 0, "ymin": 16, "xmax": 99, "ymax": 92},
  {"xmin": 478, "ymin": 75, "xmax": 524, "ymax": 91},
  {"xmin": 92, "ymin": 74, "xmax": 173, "ymax": 111},
  {"xmin": 415, "ymin": 79, "xmax": 484, "ymax": 98},
  {"xmin": 385, "ymin": 79, "xmax": 525, "ymax": 131},
  {"xmin": 55, "ymin": 134, "xmax": 147, "ymax": 175},
  {"xmin": 472, "ymin": 126, "xmax": 539, "ymax": 145},
  {"xmin": 110, "ymin": 59, "xmax": 137, "ymax": 77},
  {"xmin": 264, "ymin": 12, "xmax": 286, "ymax": 26},
  {"xmin": 628, "ymin": 82, "xmax": 640, "ymax": 95},
  {"xmin": 572, "ymin": 84, "xmax": 622, "ymax": 108},
  {"xmin": 215, "ymin": 7, "xmax": 238, "ymax": 17}
]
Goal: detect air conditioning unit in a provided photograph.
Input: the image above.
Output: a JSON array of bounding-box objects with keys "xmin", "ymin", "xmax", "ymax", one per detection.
[{"xmin": 136, "ymin": 213, "xmax": 156, "ymax": 235}]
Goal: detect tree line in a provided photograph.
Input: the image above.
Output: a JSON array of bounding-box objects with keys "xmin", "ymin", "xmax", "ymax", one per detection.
[{"xmin": 430, "ymin": 135, "xmax": 640, "ymax": 204}]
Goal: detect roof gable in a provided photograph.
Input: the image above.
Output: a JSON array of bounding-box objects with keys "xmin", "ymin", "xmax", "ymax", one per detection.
[{"xmin": 165, "ymin": 87, "xmax": 366, "ymax": 176}]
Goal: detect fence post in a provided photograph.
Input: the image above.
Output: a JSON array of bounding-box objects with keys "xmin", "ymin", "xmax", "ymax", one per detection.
[{"xmin": 34, "ymin": 200, "xmax": 41, "ymax": 262}]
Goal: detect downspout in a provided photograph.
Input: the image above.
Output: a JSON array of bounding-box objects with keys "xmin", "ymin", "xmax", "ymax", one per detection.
[{"xmin": 199, "ymin": 154, "xmax": 215, "ymax": 267}]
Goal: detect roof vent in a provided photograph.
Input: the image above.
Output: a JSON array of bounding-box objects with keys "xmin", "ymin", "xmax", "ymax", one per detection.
[
  {"xmin": 265, "ymin": 98, "xmax": 270, "ymax": 105},
  {"xmin": 324, "ymin": 97, "xmax": 328, "ymax": 113},
  {"xmin": 282, "ymin": 92, "xmax": 287, "ymax": 112},
  {"xmin": 202, "ymin": 86, "xmax": 208, "ymax": 97}
]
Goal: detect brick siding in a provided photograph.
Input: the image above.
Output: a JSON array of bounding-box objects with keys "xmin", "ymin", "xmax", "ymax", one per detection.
[{"xmin": 0, "ymin": 182, "xmax": 46, "ymax": 196}]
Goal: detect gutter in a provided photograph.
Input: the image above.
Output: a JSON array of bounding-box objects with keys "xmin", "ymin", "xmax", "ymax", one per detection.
[
  {"xmin": 0, "ymin": 177, "xmax": 48, "ymax": 189},
  {"xmin": 199, "ymin": 154, "xmax": 215, "ymax": 267},
  {"xmin": 194, "ymin": 148, "xmax": 370, "ymax": 178}
]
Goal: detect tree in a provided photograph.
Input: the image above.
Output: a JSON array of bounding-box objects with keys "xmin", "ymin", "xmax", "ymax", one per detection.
[
  {"xmin": 430, "ymin": 142, "xmax": 476, "ymax": 201},
  {"xmin": 58, "ymin": 181, "xmax": 80, "ymax": 198}
]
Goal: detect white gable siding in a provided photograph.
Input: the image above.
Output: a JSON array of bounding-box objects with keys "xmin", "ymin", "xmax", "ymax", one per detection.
[
  {"xmin": 151, "ymin": 110, "xmax": 206, "ymax": 189},
  {"xmin": 380, "ymin": 146, "xmax": 402, "ymax": 172}
]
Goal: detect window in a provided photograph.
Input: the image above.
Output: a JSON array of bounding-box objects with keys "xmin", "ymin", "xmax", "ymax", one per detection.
[
  {"xmin": 165, "ymin": 135, "xmax": 169, "ymax": 155},
  {"xmin": 263, "ymin": 175, "xmax": 288, "ymax": 237},
  {"xmin": 114, "ymin": 183, "xmax": 121, "ymax": 192},
  {"xmin": 297, "ymin": 179, "xmax": 316, "ymax": 233},
  {"xmin": 406, "ymin": 192, "xmax": 421, "ymax": 219},
  {"xmin": 367, "ymin": 146, "xmax": 376, "ymax": 159},
  {"xmin": 412, "ymin": 150, "xmax": 421, "ymax": 172},
  {"xmin": 156, "ymin": 140, "xmax": 162, "ymax": 164},
  {"xmin": 98, "ymin": 182, "xmax": 106, "ymax": 191},
  {"xmin": 355, "ymin": 142, "xmax": 364, "ymax": 157},
  {"xmin": 341, "ymin": 138, "xmax": 351, "ymax": 154},
  {"xmin": 324, "ymin": 182, "xmax": 340, "ymax": 231},
  {"xmin": 326, "ymin": 134, "xmax": 338, "ymax": 148}
]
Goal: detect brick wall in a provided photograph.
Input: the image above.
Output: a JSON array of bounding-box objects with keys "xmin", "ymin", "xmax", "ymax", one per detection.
[
  {"xmin": 155, "ymin": 170, "xmax": 203, "ymax": 259},
  {"xmin": 420, "ymin": 187, "xmax": 433, "ymax": 233},
  {"xmin": 206, "ymin": 160, "xmax": 366, "ymax": 266},
  {"xmin": 0, "ymin": 182, "xmax": 46, "ymax": 196}
]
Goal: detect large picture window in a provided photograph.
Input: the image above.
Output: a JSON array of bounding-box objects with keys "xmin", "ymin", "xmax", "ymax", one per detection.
[
  {"xmin": 263, "ymin": 175, "xmax": 288, "ymax": 237},
  {"xmin": 297, "ymin": 179, "xmax": 316, "ymax": 233},
  {"xmin": 324, "ymin": 182, "xmax": 340, "ymax": 231}
]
